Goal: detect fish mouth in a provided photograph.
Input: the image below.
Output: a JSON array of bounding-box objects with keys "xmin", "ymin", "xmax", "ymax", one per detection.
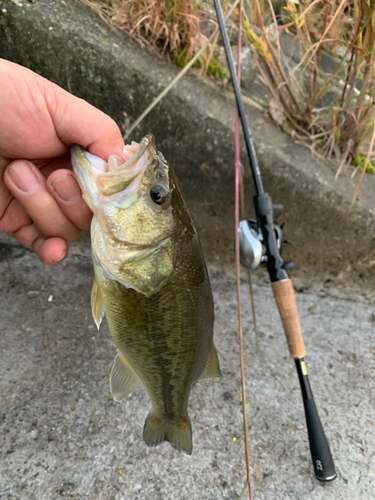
[
  {"xmin": 71, "ymin": 134, "xmax": 158, "ymax": 202},
  {"xmin": 72, "ymin": 134, "xmax": 156, "ymax": 172}
]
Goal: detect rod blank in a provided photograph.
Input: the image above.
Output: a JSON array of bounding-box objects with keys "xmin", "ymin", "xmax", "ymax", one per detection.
[{"xmin": 213, "ymin": 0, "xmax": 264, "ymax": 196}]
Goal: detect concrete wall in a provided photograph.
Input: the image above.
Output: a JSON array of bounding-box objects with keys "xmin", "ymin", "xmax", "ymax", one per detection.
[{"xmin": 0, "ymin": 0, "xmax": 374, "ymax": 279}]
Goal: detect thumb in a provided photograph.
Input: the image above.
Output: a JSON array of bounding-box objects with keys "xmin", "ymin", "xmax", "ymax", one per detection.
[{"xmin": 46, "ymin": 79, "xmax": 125, "ymax": 160}]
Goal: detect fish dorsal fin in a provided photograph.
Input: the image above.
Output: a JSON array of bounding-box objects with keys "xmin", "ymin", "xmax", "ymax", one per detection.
[
  {"xmin": 110, "ymin": 351, "xmax": 142, "ymax": 402},
  {"xmin": 91, "ymin": 279, "xmax": 105, "ymax": 330},
  {"xmin": 199, "ymin": 345, "xmax": 222, "ymax": 380}
]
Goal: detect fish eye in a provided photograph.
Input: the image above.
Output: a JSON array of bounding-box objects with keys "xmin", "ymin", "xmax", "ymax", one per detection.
[{"xmin": 150, "ymin": 185, "xmax": 168, "ymax": 205}]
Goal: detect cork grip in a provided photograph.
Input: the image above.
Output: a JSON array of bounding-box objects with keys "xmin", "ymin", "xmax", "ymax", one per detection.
[{"xmin": 271, "ymin": 279, "xmax": 306, "ymax": 358}]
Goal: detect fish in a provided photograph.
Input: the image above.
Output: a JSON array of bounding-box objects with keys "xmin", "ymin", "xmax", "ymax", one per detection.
[{"xmin": 71, "ymin": 134, "xmax": 221, "ymax": 454}]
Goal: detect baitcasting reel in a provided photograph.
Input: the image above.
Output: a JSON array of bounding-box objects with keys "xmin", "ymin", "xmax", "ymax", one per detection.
[{"xmin": 238, "ymin": 204, "xmax": 284, "ymax": 271}]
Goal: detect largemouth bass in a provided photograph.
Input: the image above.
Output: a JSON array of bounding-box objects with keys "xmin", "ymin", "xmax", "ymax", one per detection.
[{"xmin": 71, "ymin": 134, "xmax": 221, "ymax": 454}]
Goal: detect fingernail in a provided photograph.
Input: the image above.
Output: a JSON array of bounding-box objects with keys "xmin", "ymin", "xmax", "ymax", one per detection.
[
  {"xmin": 8, "ymin": 161, "xmax": 39, "ymax": 193},
  {"xmin": 51, "ymin": 175, "xmax": 82, "ymax": 203},
  {"xmin": 52, "ymin": 247, "xmax": 68, "ymax": 265}
]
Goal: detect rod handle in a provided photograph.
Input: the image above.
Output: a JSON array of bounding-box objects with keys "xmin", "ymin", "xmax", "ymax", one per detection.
[
  {"xmin": 303, "ymin": 397, "xmax": 337, "ymax": 481},
  {"xmin": 271, "ymin": 279, "xmax": 306, "ymax": 357}
]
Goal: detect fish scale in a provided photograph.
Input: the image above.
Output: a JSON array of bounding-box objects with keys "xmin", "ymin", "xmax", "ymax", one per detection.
[{"xmin": 96, "ymin": 236, "xmax": 213, "ymax": 420}]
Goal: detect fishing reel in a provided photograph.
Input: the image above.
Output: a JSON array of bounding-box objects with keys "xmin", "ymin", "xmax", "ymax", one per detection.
[
  {"xmin": 239, "ymin": 219, "xmax": 281, "ymax": 270},
  {"xmin": 239, "ymin": 204, "xmax": 292, "ymax": 271}
]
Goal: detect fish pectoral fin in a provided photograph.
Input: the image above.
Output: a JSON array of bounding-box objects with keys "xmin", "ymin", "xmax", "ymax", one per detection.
[
  {"xmin": 143, "ymin": 412, "xmax": 192, "ymax": 455},
  {"xmin": 110, "ymin": 351, "xmax": 142, "ymax": 402},
  {"xmin": 91, "ymin": 279, "xmax": 105, "ymax": 330},
  {"xmin": 199, "ymin": 344, "xmax": 222, "ymax": 380}
]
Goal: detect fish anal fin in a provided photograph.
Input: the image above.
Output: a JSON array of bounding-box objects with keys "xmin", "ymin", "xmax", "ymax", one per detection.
[
  {"xmin": 143, "ymin": 412, "xmax": 192, "ymax": 455},
  {"xmin": 91, "ymin": 279, "xmax": 105, "ymax": 330},
  {"xmin": 110, "ymin": 351, "xmax": 142, "ymax": 402},
  {"xmin": 199, "ymin": 345, "xmax": 222, "ymax": 380}
]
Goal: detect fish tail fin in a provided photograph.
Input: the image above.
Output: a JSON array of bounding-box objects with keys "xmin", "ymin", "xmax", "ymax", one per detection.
[{"xmin": 143, "ymin": 412, "xmax": 192, "ymax": 455}]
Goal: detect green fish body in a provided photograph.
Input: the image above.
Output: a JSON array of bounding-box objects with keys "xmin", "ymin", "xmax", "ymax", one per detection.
[{"xmin": 72, "ymin": 135, "xmax": 220, "ymax": 454}]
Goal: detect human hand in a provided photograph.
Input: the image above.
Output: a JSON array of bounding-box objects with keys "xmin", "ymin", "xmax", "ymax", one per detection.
[{"xmin": 0, "ymin": 59, "xmax": 125, "ymax": 265}]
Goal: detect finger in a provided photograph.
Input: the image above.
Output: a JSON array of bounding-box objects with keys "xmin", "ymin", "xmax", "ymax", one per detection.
[
  {"xmin": 4, "ymin": 160, "xmax": 80, "ymax": 242},
  {"xmin": 47, "ymin": 169, "xmax": 92, "ymax": 232},
  {"xmin": 46, "ymin": 80, "xmax": 125, "ymax": 160},
  {"xmin": 1, "ymin": 61, "xmax": 125, "ymax": 161},
  {"xmin": 12, "ymin": 223, "xmax": 68, "ymax": 265},
  {"xmin": 38, "ymin": 156, "xmax": 72, "ymax": 179},
  {"xmin": 0, "ymin": 196, "xmax": 31, "ymax": 233},
  {"xmin": 37, "ymin": 237, "xmax": 69, "ymax": 265}
]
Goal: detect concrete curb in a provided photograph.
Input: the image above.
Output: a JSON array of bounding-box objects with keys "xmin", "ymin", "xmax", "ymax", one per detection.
[{"xmin": 0, "ymin": 0, "xmax": 374, "ymax": 277}]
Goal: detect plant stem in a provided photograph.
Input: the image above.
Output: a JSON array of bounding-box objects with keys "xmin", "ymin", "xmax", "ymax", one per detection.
[
  {"xmin": 234, "ymin": 0, "xmax": 252, "ymax": 497},
  {"xmin": 124, "ymin": 0, "xmax": 239, "ymax": 140}
]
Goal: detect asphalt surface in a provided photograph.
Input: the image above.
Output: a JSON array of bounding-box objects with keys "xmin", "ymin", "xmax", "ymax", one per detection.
[{"xmin": 1, "ymin": 243, "xmax": 374, "ymax": 500}]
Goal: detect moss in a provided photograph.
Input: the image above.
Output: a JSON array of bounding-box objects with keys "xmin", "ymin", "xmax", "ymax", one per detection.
[{"xmin": 352, "ymin": 154, "xmax": 375, "ymax": 174}]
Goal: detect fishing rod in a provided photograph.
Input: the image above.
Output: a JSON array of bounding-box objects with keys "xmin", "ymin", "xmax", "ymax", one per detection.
[{"xmin": 213, "ymin": 0, "xmax": 336, "ymax": 482}]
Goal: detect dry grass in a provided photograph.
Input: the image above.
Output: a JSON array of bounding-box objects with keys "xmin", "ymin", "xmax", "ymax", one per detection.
[
  {"xmin": 244, "ymin": 0, "xmax": 375, "ymax": 195},
  {"xmin": 77, "ymin": 0, "xmax": 224, "ymax": 74},
  {"xmin": 110, "ymin": 1, "xmax": 202, "ymax": 58},
  {"xmin": 79, "ymin": 0, "xmax": 375, "ymax": 195}
]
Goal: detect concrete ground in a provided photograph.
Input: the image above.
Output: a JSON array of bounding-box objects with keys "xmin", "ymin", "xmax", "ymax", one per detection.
[{"xmin": 1, "ymin": 242, "xmax": 374, "ymax": 500}]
